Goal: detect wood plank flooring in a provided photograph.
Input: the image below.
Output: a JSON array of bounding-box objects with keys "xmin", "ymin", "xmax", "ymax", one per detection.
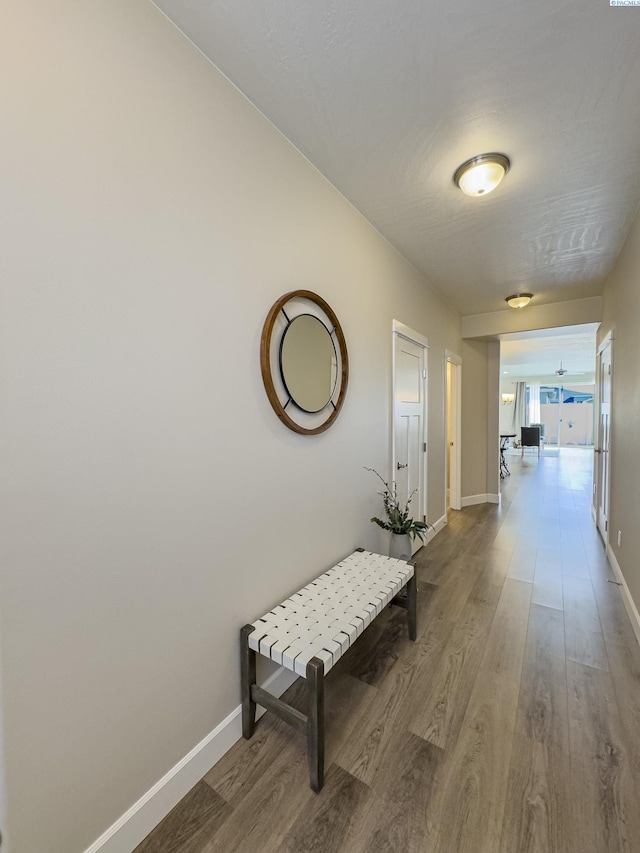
[{"xmin": 135, "ymin": 448, "xmax": 640, "ymax": 853}]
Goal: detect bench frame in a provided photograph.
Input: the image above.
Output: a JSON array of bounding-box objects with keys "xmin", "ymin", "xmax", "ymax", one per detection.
[{"xmin": 240, "ymin": 548, "xmax": 417, "ymax": 792}]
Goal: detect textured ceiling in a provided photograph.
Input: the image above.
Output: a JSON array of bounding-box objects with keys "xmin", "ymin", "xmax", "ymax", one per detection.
[
  {"xmin": 500, "ymin": 324, "xmax": 598, "ymax": 383},
  {"xmin": 154, "ymin": 0, "xmax": 640, "ymax": 316}
]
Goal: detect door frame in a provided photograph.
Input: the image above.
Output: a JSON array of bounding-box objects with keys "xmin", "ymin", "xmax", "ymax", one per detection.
[
  {"xmin": 391, "ymin": 320, "xmax": 429, "ymax": 528},
  {"xmin": 445, "ymin": 350, "xmax": 462, "ymax": 511},
  {"xmin": 594, "ymin": 330, "xmax": 613, "ymax": 544}
]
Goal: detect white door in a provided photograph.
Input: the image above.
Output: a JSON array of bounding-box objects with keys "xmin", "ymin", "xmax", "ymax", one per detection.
[
  {"xmin": 445, "ymin": 354, "xmax": 462, "ymax": 511},
  {"xmin": 596, "ymin": 338, "xmax": 612, "ymax": 542},
  {"xmin": 393, "ymin": 327, "xmax": 428, "ymax": 555}
]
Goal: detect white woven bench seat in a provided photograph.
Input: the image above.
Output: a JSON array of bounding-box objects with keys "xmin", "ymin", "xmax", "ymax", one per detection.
[{"xmin": 248, "ymin": 549, "xmax": 413, "ymax": 677}]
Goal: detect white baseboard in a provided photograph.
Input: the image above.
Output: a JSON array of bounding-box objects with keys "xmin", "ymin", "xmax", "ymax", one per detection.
[
  {"xmin": 411, "ymin": 512, "xmax": 446, "ymax": 558},
  {"xmin": 425, "ymin": 513, "xmax": 447, "ymax": 543},
  {"xmin": 83, "ymin": 666, "xmax": 298, "ymax": 853},
  {"xmin": 607, "ymin": 545, "xmax": 640, "ymax": 649},
  {"xmin": 433, "ymin": 512, "xmax": 447, "ymax": 531},
  {"xmin": 461, "ymin": 493, "xmax": 500, "ymax": 507},
  {"xmin": 82, "ymin": 521, "xmax": 447, "ymax": 853}
]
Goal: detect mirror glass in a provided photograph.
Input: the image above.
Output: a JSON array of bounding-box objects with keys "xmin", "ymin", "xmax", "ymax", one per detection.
[
  {"xmin": 260, "ymin": 289, "xmax": 348, "ymax": 435},
  {"xmin": 280, "ymin": 314, "xmax": 337, "ymax": 413}
]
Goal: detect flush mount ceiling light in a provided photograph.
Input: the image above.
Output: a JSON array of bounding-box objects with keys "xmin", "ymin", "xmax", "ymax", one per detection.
[
  {"xmin": 505, "ymin": 293, "xmax": 533, "ymax": 309},
  {"xmin": 453, "ymin": 152, "xmax": 511, "ymax": 197}
]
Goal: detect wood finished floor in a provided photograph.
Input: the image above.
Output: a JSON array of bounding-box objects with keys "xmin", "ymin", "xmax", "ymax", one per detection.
[{"xmin": 135, "ymin": 448, "xmax": 640, "ymax": 853}]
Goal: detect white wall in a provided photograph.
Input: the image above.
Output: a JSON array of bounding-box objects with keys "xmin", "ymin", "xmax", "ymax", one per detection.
[
  {"xmin": 0, "ymin": 624, "xmax": 6, "ymax": 849},
  {"xmin": 461, "ymin": 296, "xmax": 602, "ymax": 339},
  {"xmin": 486, "ymin": 342, "xmax": 500, "ymax": 498},
  {"xmin": 498, "ymin": 402, "xmax": 515, "ymax": 435},
  {"xmin": 0, "ymin": 3, "xmax": 461, "ymax": 851},
  {"xmin": 461, "ymin": 340, "xmax": 489, "ymax": 500},
  {"xmin": 601, "ymin": 205, "xmax": 640, "ymax": 612}
]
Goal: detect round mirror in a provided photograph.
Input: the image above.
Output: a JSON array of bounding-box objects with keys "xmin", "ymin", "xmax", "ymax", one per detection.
[
  {"xmin": 260, "ymin": 290, "xmax": 349, "ymax": 435},
  {"xmin": 280, "ymin": 315, "xmax": 337, "ymax": 413}
]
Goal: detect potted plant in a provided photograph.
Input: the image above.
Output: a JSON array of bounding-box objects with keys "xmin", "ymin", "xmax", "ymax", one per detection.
[{"xmin": 365, "ymin": 467, "xmax": 429, "ymax": 561}]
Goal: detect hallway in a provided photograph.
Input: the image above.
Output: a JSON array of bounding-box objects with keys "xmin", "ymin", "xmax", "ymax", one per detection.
[{"xmin": 136, "ymin": 450, "xmax": 640, "ymax": 853}]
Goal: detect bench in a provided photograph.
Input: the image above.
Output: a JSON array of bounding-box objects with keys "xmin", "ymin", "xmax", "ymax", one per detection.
[{"xmin": 240, "ymin": 548, "xmax": 417, "ymax": 791}]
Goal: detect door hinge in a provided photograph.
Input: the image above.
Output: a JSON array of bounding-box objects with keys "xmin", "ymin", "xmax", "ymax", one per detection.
[
  {"xmin": 423, "ymin": 514, "xmax": 427, "ymax": 523},
  {"xmin": 608, "ymin": 364, "xmax": 611, "ymax": 375},
  {"xmin": 605, "ymin": 520, "xmax": 608, "ymax": 531},
  {"xmin": 423, "ymin": 442, "xmax": 427, "ymax": 452},
  {"xmin": 422, "ymin": 368, "xmax": 427, "ymax": 379}
]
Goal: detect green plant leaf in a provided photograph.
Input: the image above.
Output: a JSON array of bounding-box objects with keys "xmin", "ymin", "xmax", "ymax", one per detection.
[{"xmin": 365, "ymin": 466, "xmax": 432, "ymax": 537}]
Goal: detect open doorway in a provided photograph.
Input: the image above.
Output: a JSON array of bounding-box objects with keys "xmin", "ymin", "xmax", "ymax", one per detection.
[
  {"xmin": 595, "ymin": 332, "xmax": 613, "ymax": 544},
  {"xmin": 499, "ymin": 323, "xmax": 598, "ymax": 470},
  {"xmin": 445, "ymin": 350, "xmax": 462, "ymax": 511},
  {"xmin": 537, "ymin": 384, "xmax": 595, "ymax": 447}
]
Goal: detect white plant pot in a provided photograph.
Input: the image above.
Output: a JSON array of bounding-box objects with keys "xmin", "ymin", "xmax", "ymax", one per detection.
[{"xmin": 389, "ymin": 533, "xmax": 412, "ymax": 562}]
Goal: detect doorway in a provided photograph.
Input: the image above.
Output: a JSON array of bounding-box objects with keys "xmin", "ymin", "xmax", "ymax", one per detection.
[
  {"xmin": 537, "ymin": 383, "xmax": 595, "ymax": 447},
  {"xmin": 595, "ymin": 333, "xmax": 612, "ymax": 544},
  {"xmin": 445, "ymin": 351, "xmax": 462, "ymax": 511},
  {"xmin": 392, "ymin": 321, "xmax": 428, "ymax": 555}
]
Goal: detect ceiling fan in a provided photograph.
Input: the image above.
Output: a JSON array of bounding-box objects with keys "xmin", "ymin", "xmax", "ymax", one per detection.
[{"xmin": 555, "ymin": 361, "xmax": 585, "ymax": 377}]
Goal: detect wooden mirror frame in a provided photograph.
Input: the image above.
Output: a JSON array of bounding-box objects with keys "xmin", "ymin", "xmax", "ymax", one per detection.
[{"xmin": 260, "ymin": 290, "xmax": 349, "ymax": 435}]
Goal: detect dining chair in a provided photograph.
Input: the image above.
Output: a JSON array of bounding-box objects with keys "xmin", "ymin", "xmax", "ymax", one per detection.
[{"xmin": 520, "ymin": 426, "xmax": 541, "ymax": 458}]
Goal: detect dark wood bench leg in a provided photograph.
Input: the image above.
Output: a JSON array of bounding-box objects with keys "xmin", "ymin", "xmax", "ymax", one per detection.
[
  {"xmin": 241, "ymin": 624, "xmax": 257, "ymax": 739},
  {"xmin": 306, "ymin": 657, "xmax": 325, "ymax": 792},
  {"xmin": 407, "ymin": 572, "xmax": 417, "ymax": 641}
]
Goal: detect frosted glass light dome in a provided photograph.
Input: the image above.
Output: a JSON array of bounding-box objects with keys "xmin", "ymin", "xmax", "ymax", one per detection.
[
  {"xmin": 505, "ymin": 293, "xmax": 533, "ymax": 309},
  {"xmin": 454, "ymin": 153, "xmax": 510, "ymax": 197}
]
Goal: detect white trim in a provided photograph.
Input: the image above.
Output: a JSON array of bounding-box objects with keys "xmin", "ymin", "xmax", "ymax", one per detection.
[
  {"xmin": 83, "ymin": 518, "xmax": 451, "ymax": 853},
  {"xmin": 461, "ymin": 493, "xmax": 500, "ymax": 507},
  {"xmin": 607, "ymin": 545, "xmax": 640, "ymax": 649},
  {"xmin": 595, "ymin": 334, "xmax": 613, "ymax": 546},
  {"xmin": 433, "ymin": 512, "xmax": 448, "ymax": 531},
  {"xmin": 410, "ymin": 513, "xmax": 446, "ymax": 562},
  {"xmin": 425, "ymin": 513, "xmax": 447, "ymax": 544},
  {"xmin": 392, "ymin": 319, "xmax": 430, "ymax": 349},
  {"xmin": 597, "ymin": 328, "xmax": 613, "ymax": 355},
  {"xmin": 83, "ymin": 666, "xmax": 297, "ymax": 853},
  {"xmin": 444, "ymin": 354, "xmax": 462, "ymax": 512},
  {"xmin": 592, "ymin": 328, "xmax": 612, "ymax": 524},
  {"xmin": 391, "ymin": 321, "xmax": 429, "ymax": 528}
]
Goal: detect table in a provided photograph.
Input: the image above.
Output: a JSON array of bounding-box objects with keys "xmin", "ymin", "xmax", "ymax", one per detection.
[{"xmin": 500, "ymin": 433, "xmax": 516, "ymax": 478}]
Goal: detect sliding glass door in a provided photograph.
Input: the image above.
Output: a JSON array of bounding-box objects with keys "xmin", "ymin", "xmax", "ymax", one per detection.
[{"xmin": 538, "ymin": 385, "xmax": 595, "ymax": 447}]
